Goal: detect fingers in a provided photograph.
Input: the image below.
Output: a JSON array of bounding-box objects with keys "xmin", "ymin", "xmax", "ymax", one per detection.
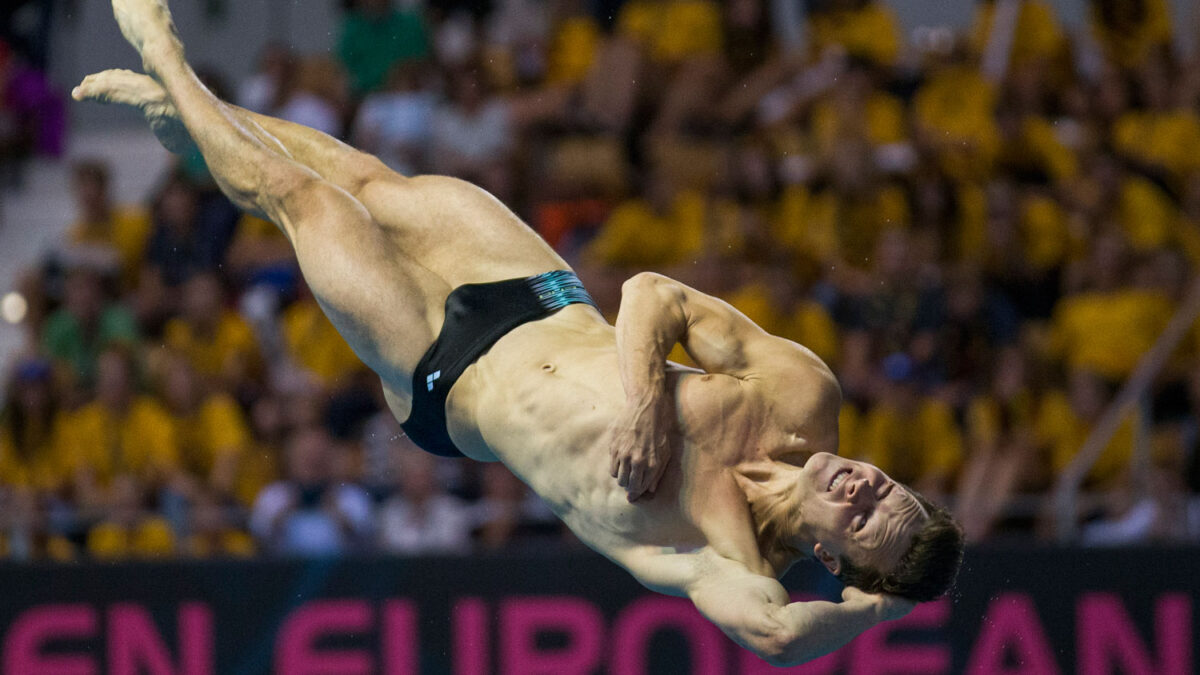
[
  {"xmin": 626, "ymin": 460, "xmax": 647, "ymax": 502},
  {"xmin": 616, "ymin": 455, "xmax": 631, "ymax": 489}
]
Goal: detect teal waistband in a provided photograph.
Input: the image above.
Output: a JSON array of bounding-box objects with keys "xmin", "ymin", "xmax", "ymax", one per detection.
[{"xmin": 527, "ymin": 270, "xmax": 598, "ymax": 312}]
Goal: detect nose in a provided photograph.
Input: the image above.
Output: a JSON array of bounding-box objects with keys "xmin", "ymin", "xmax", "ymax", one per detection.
[{"xmin": 846, "ymin": 477, "xmax": 872, "ymax": 503}]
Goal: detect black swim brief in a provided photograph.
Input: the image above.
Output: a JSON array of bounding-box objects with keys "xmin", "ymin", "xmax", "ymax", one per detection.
[{"xmin": 400, "ymin": 270, "xmax": 599, "ymax": 457}]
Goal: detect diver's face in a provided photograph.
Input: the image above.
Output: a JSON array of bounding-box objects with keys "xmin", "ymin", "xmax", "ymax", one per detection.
[{"xmin": 798, "ymin": 453, "xmax": 928, "ymax": 575}]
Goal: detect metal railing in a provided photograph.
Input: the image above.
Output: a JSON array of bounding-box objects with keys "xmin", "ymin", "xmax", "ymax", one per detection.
[{"xmin": 1053, "ymin": 275, "xmax": 1200, "ymax": 541}]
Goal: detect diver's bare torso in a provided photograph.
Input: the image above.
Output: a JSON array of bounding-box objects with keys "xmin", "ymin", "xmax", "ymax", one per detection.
[
  {"xmin": 398, "ymin": 302, "xmax": 829, "ymax": 590},
  {"xmin": 333, "ymin": 174, "xmax": 831, "ymax": 590}
]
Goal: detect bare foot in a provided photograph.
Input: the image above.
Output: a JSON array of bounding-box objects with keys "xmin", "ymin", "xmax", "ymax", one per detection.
[
  {"xmin": 73, "ymin": 69, "xmax": 193, "ymax": 154},
  {"xmin": 111, "ymin": 0, "xmax": 182, "ymax": 71}
]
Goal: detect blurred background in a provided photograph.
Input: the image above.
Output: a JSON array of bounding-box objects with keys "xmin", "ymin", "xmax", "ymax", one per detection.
[{"xmin": 1, "ymin": 0, "xmax": 1199, "ymax": 671}]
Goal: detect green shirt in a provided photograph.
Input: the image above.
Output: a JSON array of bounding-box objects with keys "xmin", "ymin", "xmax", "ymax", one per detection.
[
  {"xmin": 338, "ymin": 9, "xmax": 429, "ymax": 96},
  {"xmin": 41, "ymin": 306, "xmax": 139, "ymax": 385}
]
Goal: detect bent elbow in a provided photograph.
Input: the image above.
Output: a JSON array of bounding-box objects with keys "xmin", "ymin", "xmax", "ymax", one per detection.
[
  {"xmin": 623, "ymin": 271, "xmax": 666, "ymax": 293},
  {"xmin": 624, "ymin": 272, "xmax": 685, "ymax": 305},
  {"xmin": 753, "ymin": 630, "xmax": 803, "ymax": 668}
]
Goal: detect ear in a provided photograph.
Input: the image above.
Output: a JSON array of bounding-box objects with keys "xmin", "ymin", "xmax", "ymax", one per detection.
[{"xmin": 813, "ymin": 543, "xmax": 841, "ymax": 576}]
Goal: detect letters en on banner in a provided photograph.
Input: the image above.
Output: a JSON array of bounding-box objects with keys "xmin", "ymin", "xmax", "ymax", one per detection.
[{"xmin": 0, "ymin": 547, "xmax": 1195, "ymax": 674}]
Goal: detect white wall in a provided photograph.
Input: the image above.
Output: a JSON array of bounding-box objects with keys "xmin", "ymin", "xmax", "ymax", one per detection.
[{"xmin": 51, "ymin": 0, "xmax": 342, "ymax": 130}]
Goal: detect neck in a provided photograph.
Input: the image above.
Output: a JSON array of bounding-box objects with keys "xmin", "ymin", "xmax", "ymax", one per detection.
[{"xmin": 733, "ymin": 459, "xmax": 812, "ymax": 571}]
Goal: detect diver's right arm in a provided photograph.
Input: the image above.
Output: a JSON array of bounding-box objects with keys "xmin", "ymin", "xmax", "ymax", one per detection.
[{"xmin": 687, "ymin": 565, "xmax": 913, "ymax": 666}]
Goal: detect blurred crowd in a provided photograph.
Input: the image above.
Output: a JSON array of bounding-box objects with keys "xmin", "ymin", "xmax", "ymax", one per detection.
[{"xmin": 3, "ymin": 0, "xmax": 1200, "ymax": 561}]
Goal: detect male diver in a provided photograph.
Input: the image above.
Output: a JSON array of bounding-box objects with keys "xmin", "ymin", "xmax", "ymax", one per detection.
[{"xmin": 75, "ymin": 0, "xmax": 963, "ymax": 664}]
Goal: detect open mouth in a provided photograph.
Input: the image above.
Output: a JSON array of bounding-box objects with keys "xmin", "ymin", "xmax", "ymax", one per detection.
[{"xmin": 827, "ymin": 468, "xmax": 852, "ymax": 492}]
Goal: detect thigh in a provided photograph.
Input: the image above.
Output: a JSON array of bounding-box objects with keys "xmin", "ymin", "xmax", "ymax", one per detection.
[
  {"xmin": 355, "ymin": 174, "xmax": 573, "ymax": 287},
  {"xmin": 281, "ymin": 177, "xmax": 451, "ymax": 392}
]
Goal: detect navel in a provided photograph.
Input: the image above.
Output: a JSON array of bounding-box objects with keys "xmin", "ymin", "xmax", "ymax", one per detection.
[{"xmin": 541, "ymin": 363, "xmax": 556, "ymax": 373}]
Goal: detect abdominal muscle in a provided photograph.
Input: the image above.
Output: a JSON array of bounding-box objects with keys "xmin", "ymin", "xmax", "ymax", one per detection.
[{"xmin": 447, "ymin": 306, "xmax": 711, "ymax": 557}]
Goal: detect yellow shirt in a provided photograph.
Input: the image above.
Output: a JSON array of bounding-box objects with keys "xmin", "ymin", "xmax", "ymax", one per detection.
[
  {"xmin": 955, "ymin": 181, "xmax": 989, "ymax": 264},
  {"xmin": 617, "ymin": 0, "xmax": 723, "ymax": 63},
  {"xmin": 1049, "ymin": 289, "xmax": 1174, "ymax": 380},
  {"xmin": 774, "ymin": 185, "xmax": 909, "ymax": 267},
  {"xmin": 808, "ymin": 3, "xmax": 902, "ymax": 65},
  {"xmin": 186, "ymin": 530, "xmax": 256, "ymax": 558},
  {"xmin": 913, "ymin": 65, "xmax": 999, "ymax": 177},
  {"xmin": 282, "ymin": 299, "xmax": 366, "ymax": 386},
  {"xmin": 1035, "ymin": 390, "xmax": 1135, "ymax": 487},
  {"xmin": 966, "ymin": 392, "xmax": 1037, "ymax": 449},
  {"xmin": 858, "ymin": 397, "xmax": 964, "ymax": 484},
  {"xmin": 55, "ymin": 397, "xmax": 179, "ymax": 486},
  {"xmin": 1113, "ymin": 109, "xmax": 1200, "ymax": 179},
  {"xmin": 69, "ymin": 206, "xmax": 152, "ymax": 287},
  {"xmin": 547, "ymin": 16, "xmax": 602, "ymax": 84},
  {"xmin": 234, "ymin": 441, "xmax": 281, "ymax": 508},
  {"xmin": 0, "ymin": 416, "xmax": 69, "ymax": 491},
  {"xmin": 970, "ymin": 0, "xmax": 1064, "ymax": 65},
  {"xmin": 811, "ymin": 91, "xmax": 908, "ymax": 153},
  {"xmin": 87, "ymin": 517, "xmax": 176, "ymax": 559},
  {"xmin": 585, "ymin": 190, "xmax": 706, "ymax": 267},
  {"xmin": 1020, "ymin": 192, "xmax": 1068, "ymax": 271},
  {"xmin": 1089, "ymin": 0, "xmax": 1172, "ymax": 69},
  {"xmin": 1118, "ymin": 176, "xmax": 1179, "ymax": 252},
  {"xmin": 726, "ymin": 281, "xmax": 841, "ymax": 366},
  {"xmin": 169, "ymin": 394, "xmax": 250, "ymax": 478},
  {"xmin": 163, "ymin": 311, "xmax": 262, "ymax": 381}
]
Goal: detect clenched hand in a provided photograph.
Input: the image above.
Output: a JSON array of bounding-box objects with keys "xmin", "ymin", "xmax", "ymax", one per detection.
[{"xmin": 608, "ymin": 391, "xmax": 674, "ymax": 502}]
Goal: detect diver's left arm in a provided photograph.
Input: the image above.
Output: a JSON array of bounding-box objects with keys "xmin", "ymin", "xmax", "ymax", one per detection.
[{"xmin": 610, "ymin": 272, "xmax": 834, "ymax": 499}]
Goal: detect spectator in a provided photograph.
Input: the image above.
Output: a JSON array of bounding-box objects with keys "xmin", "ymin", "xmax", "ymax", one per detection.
[
  {"xmin": 338, "ymin": 0, "xmax": 430, "ymax": 97},
  {"xmin": 1047, "ymin": 231, "xmax": 1172, "ymax": 382},
  {"xmin": 144, "ymin": 175, "xmax": 237, "ymax": 287},
  {"xmin": 185, "ymin": 488, "xmax": 255, "ymax": 557},
  {"xmin": 40, "ymin": 265, "xmax": 139, "ymax": 394},
  {"xmin": 0, "ymin": 38, "xmax": 64, "ymax": 187},
  {"xmin": 55, "ymin": 348, "xmax": 179, "ymax": 509},
  {"xmin": 430, "ymin": 66, "xmax": 515, "ymax": 200},
  {"xmin": 378, "ymin": 444, "xmax": 472, "ymax": 554},
  {"xmin": 1035, "ymin": 369, "xmax": 1137, "ymax": 489},
  {"xmin": 0, "ymin": 487, "xmax": 75, "ymax": 561},
  {"xmin": 163, "ymin": 273, "xmax": 263, "ymax": 393},
  {"xmin": 249, "ymin": 427, "xmax": 373, "ymax": 556},
  {"xmin": 351, "ymin": 62, "xmax": 437, "ymax": 175},
  {"xmin": 157, "ymin": 352, "xmax": 251, "ymax": 498},
  {"xmin": 86, "ymin": 474, "xmax": 176, "ymax": 559},
  {"xmin": 274, "ymin": 56, "xmax": 349, "ymax": 139},
  {"xmin": 956, "ymin": 348, "xmax": 1043, "ymax": 540},
  {"xmin": 806, "ymin": 0, "xmax": 901, "ymax": 66},
  {"xmin": 1089, "ymin": 0, "xmax": 1173, "ymax": 71},
  {"xmin": 280, "ymin": 284, "xmax": 365, "ymax": 388},
  {"xmin": 0, "ymin": 358, "xmax": 65, "ymax": 493},
  {"xmin": 854, "ymin": 353, "xmax": 964, "ymax": 497},
  {"xmin": 66, "ymin": 159, "xmax": 152, "ymax": 289},
  {"xmin": 233, "ymin": 394, "xmax": 287, "ymax": 508},
  {"xmin": 470, "ymin": 462, "xmax": 559, "ymax": 550},
  {"xmin": 616, "ymin": 0, "xmax": 724, "ymax": 65},
  {"xmin": 237, "ymin": 42, "xmax": 294, "ymax": 115}
]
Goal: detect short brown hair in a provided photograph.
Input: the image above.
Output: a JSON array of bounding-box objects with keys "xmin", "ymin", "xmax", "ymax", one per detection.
[{"xmin": 836, "ymin": 489, "xmax": 964, "ymax": 602}]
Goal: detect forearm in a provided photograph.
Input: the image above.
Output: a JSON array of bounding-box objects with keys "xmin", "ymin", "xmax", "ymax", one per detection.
[
  {"xmin": 767, "ymin": 599, "xmax": 879, "ymax": 666},
  {"xmin": 614, "ymin": 273, "xmax": 688, "ymax": 402}
]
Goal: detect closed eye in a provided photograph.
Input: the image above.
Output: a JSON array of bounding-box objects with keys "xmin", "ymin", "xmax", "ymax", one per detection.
[{"xmin": 854, "ymin": 511, "xmax": 871, "ymax": 532}]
